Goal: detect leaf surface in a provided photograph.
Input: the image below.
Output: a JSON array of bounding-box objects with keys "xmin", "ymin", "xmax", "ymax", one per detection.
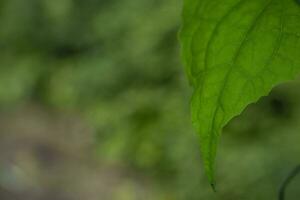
[{"xmin": 180, "ymin": 0, "xmax": 300, "ymax": 184}]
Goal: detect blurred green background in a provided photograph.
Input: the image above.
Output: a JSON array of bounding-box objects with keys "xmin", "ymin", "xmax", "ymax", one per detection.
[{"xmin": 0, "ymin": 0, "xmax": 299, "ymax": 199}]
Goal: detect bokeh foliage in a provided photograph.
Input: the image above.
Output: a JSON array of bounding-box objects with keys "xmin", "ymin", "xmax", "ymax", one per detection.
[{"xmin": 0, "ymin": 0, "xmax": 300, "ymax": 199}]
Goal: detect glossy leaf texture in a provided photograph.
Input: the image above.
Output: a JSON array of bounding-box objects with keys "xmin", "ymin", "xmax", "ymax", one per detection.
[{"xmin": 180, "ymin": 0, "xmax": 300, "ymax": 184}]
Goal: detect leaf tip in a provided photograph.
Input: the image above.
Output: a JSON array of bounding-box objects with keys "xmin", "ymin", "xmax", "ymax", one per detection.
[{"xmin": 210, "ymin": 182, "xmax": 217, "ymax": 193}]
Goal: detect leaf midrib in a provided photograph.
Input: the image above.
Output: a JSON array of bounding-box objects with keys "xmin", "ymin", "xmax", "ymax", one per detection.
[{"xmin": 202, "ymin": 0, "xmax": 276, "ymax": 178}]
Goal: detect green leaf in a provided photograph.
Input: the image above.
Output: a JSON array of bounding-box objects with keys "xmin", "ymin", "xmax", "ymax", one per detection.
[{"xmin": 180, "ymin": 0, "xmax": 300, "ymax": 184}]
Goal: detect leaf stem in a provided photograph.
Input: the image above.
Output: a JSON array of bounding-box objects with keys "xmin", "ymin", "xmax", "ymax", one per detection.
[{"xmin": 279, "ymin": 165, "xmax": 300, "ymax": 200}]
